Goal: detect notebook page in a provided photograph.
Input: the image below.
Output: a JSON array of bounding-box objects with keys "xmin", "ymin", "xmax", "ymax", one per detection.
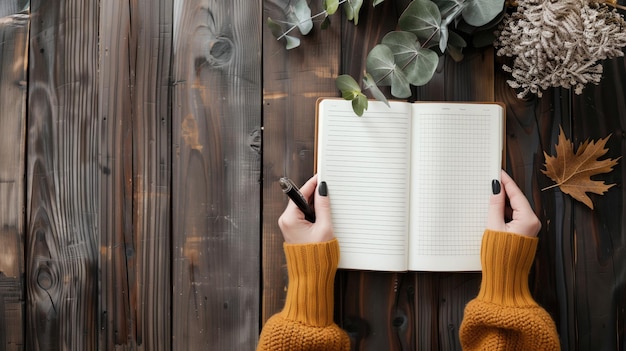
[
  {"xmin": 407, "ymin": 103, "xmax": 503, "ymax": 271},
  {"xmin": 317, "ymin": 99, "xmax": 412, "ymax": 271}
]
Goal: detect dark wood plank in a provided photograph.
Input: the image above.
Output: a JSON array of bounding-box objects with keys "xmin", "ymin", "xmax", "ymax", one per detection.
[
  {"xmin": 126, "ymin": 0, "xmax": 173, "ymax": 349},
  {"xmin": 494, "ymin": 48, "xmax": 573, "ymax": 349},
  {"xmin": 171, "ymin": 1, "xmax": 261, "ymax": 349},
  {"xmin": 98, "ymin": 0, "xmax": 173, "ymax": 349},
  {"xmin": 27, "ymin": 1, "xmax": 100, "ymax": 349},
  {"xmin": 261, "ymin": 0, "xmax": 342, "ymax": 323},
  {"xmin": 442, "ymin": 47, "xmax": 494, "ymax": 102},
  {"xmin": 0, "ymin": 4, "xmax": 28, "ymax": 350},
  {"xmin": 97, "ymin": 1, "xmax": 133, "ymax": 348},
  {"xmin": 567, "ymin": 52, "xmax": 626, "ymax": 350}
]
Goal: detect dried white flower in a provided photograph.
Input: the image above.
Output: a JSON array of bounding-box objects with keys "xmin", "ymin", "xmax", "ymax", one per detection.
[{"xmin": 496, "ymin": 0, "xmax": 626, "ymax": 98}]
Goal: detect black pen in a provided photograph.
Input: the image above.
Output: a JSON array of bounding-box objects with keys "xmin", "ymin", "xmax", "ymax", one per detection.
[{"xmin": 279, "ymin": 177, "xmax": 316, "ymax": 223}]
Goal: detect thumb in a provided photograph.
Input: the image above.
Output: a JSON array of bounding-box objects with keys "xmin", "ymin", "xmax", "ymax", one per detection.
[
  {"xmin": 486, "ymin": 177, "xmax": 506, "ymax": 232},
  {"xmin": 314, "ymin": 181, "xmax": 332, "ymax": 224}
]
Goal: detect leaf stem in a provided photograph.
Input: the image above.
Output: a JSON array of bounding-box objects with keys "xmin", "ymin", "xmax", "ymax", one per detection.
[
  {"xmin": 277, "ymin": 0, "xmax": 349, "ymax": 41},
  {"xmin": 422, "ymin": 27, "xmax": 440, "ymax": 49},
  {"xmin": 541, "ymin": 183, "xmax": 561, "ymax": 191}
]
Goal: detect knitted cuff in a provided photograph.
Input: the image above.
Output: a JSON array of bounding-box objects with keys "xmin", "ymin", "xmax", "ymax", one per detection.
[
  {"xmin": 477, "ymin": 230, "xmax": 539, "ymax": 307},
  {"xmin": 281, "ymin": 239, "xmax": 340, "ymax": 326}
]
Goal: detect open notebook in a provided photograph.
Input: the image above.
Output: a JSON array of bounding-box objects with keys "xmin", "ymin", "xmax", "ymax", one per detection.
[{"xmin": 315, "ymin": 98, "xmax": 504, "ymax": 271}]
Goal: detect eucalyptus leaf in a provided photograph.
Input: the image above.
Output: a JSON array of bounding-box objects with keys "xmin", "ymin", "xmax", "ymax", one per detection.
[
  {"xmin": 287, "ymin": 0, "xmax": 313, "ymax": 35},
  {"xmin": 390, "ymin": 75, "xmax": 411, "ymax": 98},
  {"xmin": 366, "ymin": 44, "xmax": 412, "ymax": 98},
  {"xmin": 373, "ymin": 0, "xmax": 385, "ymax": 5},
  {"xmin": 446, "ymin": 30, "xmax": 466, "ymax": 60},
  {"xmin": 398, "ymin": 0, "xmax": 442, "ymax": 47},
  {"xmin": 352, "ymin": 93, "xmax": 368, "ymax": 116},
  {"xmin": 321, "ymin": 16, "xmax": 331, "ymax": 30},
  {"xmin": 268, "ymin": 17, "xmax": 301, "ymax": 49},
  {"xmin": 380, "ymin": 31, "xmax": 439, "ymax": 86},
  {"xmin": 448, "ymin": 30, "xmax": 467, "ymax": 48},
  {"xmin": 447, "ymin": 45, "xmax": 463, "ymax": 61},
  {"xmin": 267, "ymin": 17, "xmax": 283, "ymax": 39},
  {"xmin": 431, "ymin": 0, "xmax": 461, "ymax": 17},
  {"xmin": 366, "ymin": 44, "xmax": 396, "ymax": 86},
  {"xmin": 380, "ymin": 31, "xmax": 419, "ymax": 66},
  {"xmin": 439, "ymin": 25, "xmax": 448, "ymax": 52},
  {"xmin": 363, "ymin": 73, "xmax": 390, "ymax": 107},
  {"xmin": 455, "ymin": 7, "xmax": 504, "ymax": 35},
  {"xmin": 324, "ymin": 0, "xmax": 340, "ymax": 15},
  {"xmin": 404, "ymin": 48, "xmax": 438, "ymax": 86},
  {"xmin": 285, "ymin": 35, "xmax": 301, "ymax": 50},
  {"xmin": 462, "ymin": 0, "xmax": 504, "ymax": 27},
  {"xmin": 344, "ymin": 0, "xmax": 364, "ymax": 25},
  {"xmin": 336, "ymin": 74, "xmax": 362, "ymax": 100},
  {"xmin": 438, "ymin": 0, "xmax": 465, "ymax": 26}
]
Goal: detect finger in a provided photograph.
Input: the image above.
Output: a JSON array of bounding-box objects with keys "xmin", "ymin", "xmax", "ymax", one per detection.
[
  {"xmin": 283, "ymin": 175, "xmax": 316, "ymax": 211},
  {"xmin": 281, "ymin": 175, "xmax": 316, "ymax": 223},
  {"xmin": 486, "ymin": 170, "xmax": 506, "ymax": 231},
  {"xmin": 500, "ymin": 170, "xmax": 532, "ymax": 215},
  {"xmin": 298, "ymin": 174, "xmax": 318, "ymax": 201},
  {"xmin": 313, "ymin": 178, "xmax": 332, "ymax": 225},
  {"xmin": 500, "ymin": 171, "xmax": 541, "ymax": 236}
]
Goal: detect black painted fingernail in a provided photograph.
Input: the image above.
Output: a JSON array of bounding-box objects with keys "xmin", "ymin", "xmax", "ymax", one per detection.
[
  {"xmin": 492, "ymin": 179, "xmax": 501, "ymax": 195},
  {"xmin": 319, "ymin": 181, "xmax": 328, "ymax": 196}
]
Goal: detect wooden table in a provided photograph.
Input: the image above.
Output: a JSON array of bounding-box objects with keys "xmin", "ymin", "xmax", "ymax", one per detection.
[
  {"xmin": 0, "ymin": 0, "xmax": 623, "ymax": 349},
  {"xmin": 263, "ymin": 1, "xmax": 626, "ymax": 350}
]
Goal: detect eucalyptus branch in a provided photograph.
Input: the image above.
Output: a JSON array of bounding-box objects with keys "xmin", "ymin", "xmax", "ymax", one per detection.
[
  {"xmin": 274, "ymin": 0, "xmax": 350, "ymax": 41},
  {"xmin": 277, "ymin": 10, "xmax": 330, "ymax": 40},
  {"xmin": 271, "ymin": 0, "xmax": 510, "ymax": 115}
]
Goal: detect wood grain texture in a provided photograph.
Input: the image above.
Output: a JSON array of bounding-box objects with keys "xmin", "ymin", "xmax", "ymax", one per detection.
[
  {"xmin": 127, "ymin": 0, "xmax": 173, "ymax": 349},
  {"xmin": 494, "ymin": 44, "xmax": 576, "ymax": 349},
  {"xmin": 171, "ymin": 0, "xmax": 262, "ymax": 349},
  {"xmin": 0, "ymin": 3, "xmax": 28, "ymax": 350},
  {"xmin": 567, "ymin": 53, "xmax": 626, "ymax": 350},
  {"xmin": 27, "ymin": 1, "xmax": 100, "ymax": 349},
  {"xmin": 261, "ymin": 0, "xmax": 342, "ymax": 323},
  {"xmin": 97, "ymin": 1, "xmax": 133, "ymax": 348},
  {"xmin": 98, "ymin": 0, "xmax": 173, "ymax": 349}
]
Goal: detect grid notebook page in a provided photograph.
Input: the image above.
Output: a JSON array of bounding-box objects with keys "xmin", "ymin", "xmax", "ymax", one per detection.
[
  {"xmin": 317, "ymin": 100, "xmax": 412, "ymax": 271},
  {"xmin": 407, "ymin": 103, "xmax": 502, "ymax": 271}
]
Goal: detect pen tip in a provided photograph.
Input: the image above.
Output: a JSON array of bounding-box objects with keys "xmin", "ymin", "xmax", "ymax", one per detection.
[{"xmin": 278, "ymin": 177, "xmax": 290, "ymax": 192}]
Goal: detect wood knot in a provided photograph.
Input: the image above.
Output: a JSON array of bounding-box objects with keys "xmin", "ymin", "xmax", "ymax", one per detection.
[
  {"xmin": 249, "ymin": 128, "xmax": 261, "ymax": 154},
  {"xmin": 207, "ymin": 37, "xmax": 233, "ymax": 66},
  {"xmin": 392, "ymin": 315, "xmax": 407, "ymax": 329},
  {"xmin": 36, "ymin": 265, "xmax": 55, "ymax": 291}
]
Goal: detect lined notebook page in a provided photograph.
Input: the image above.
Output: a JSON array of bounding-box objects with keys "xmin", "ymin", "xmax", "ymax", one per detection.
[
  {"xmin": 317, "ymin": 100, "xmax": 412, "ymax": 271},
  {"xmin": 407, "ymin": 103, "xmax": 503, "ymax": 271}
]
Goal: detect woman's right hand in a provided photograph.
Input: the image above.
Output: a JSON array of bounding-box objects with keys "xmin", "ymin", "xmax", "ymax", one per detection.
[{"xmin": 278, "ymin": 175, "xmax": 335, "ymax": 244}]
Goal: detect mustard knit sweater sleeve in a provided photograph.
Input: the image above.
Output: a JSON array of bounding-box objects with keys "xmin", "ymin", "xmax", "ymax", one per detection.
[
  {"xmin": 257, "ymin": 239, "xmax": 350, "ymax": 351},
  {"xmin": 460, "ymin": 229, "xmax": 560, "ymax": 350}
]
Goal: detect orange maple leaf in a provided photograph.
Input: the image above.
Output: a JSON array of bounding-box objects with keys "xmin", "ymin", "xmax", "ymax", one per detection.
[{"xmin": 542, "ymin": 127, "xmax": 621, "ymax": 209}]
